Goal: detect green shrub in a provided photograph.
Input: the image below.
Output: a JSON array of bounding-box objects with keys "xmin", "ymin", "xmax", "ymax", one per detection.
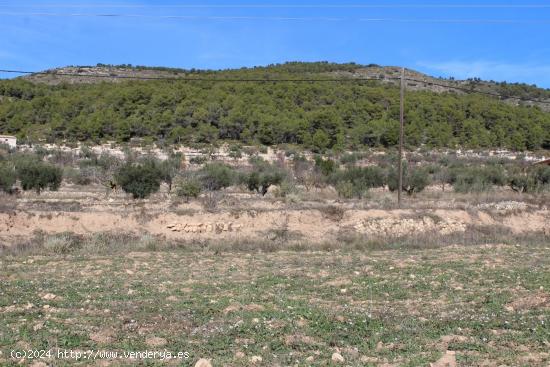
[
  {"xmin": 64, "ymin": 167, "xmax": 93, "ymax": 186},
  {"xmin": 176, "ymin": 179, "xmax": 202, "ymax": 201},
  {"xmin": 508, "ymin": 166, "xmax": 550, "ymax": 193},
  {"xmin": 115, "ymin": 162, "xmax": 162, "ymax": 199},
  {"xmin": 17, "ymin": 159, "xmax": 62, "ymax": 194},
  {"xmin": 189, "ymin": 156, "xmax": 208, "ymax": 165},
  {"xmin": 314, "ymin": 157, "xmax": 336, "ymax": 176},
  {"xmin": 330, "ymin": 166, "xmax": 385, "ymax": 198},
  {"xmin": 245, "ymin": 169, "xmax": 284, "ymax": 196},
  {"xmin": 339, "ymin": 153, "xmax": 362, "ymax": 165},
  {"xmin": 243, "ymin": 159, "xmax": 286, "ymax": 196},
  {"xmin": 199, "ymin": 163, "xmax": 234, "ymax": 191},
  {"xmin": 406, "ymin": 169, "xmax": 431, "ymax": 195},
  {"xmin": 312, "ymin": 130, "xmax": 331, "ymax": 152},
  {"xmin": 158, "ymin": 157, "xmax": 181, "ymax": 192},
  {"xmin": 508, "ymin": 173, "xmax": 533, "ymax": 193},
  {"xmin": 258, "ymin": 146, "xmax": 268, "ymax": 154},
  {"xmin": 387, "ymin": 165, "xmax": 431, "ymax": 195},
  {"xmin": 335, "ymin": 181, "xmax": 355, "ymax": 199},
  {"xmin": 273, "ymin": 180, "xmax": 297, "ymax": 198},
  {"xmin": 228, "ymin": 144, "xmax": 243, "ymax": 159},
  {"xmin": 533, "ymin": 166, "xmax": 550, "ymax": 185},
  {"xmin": 450, "ymin": 165, "xmax": 506, "ymax": 193},
  {"xmin": 97, "ymin": 152, "xmax": 122, "ymax": 171},
  {"xmin": 0, "ymin": 163, "xmax": 16, "ymax": 193}
]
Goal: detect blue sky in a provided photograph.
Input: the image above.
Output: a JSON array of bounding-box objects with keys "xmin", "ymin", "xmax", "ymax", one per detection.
[{"xmin": 1, "ymin": 1, "xmax": 550, "ymax": 87}]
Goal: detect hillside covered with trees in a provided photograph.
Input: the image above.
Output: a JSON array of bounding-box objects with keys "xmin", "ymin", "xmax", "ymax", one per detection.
[{"xmin": 0, "ymin": 62, "xmax": 549, "ymax": 151}]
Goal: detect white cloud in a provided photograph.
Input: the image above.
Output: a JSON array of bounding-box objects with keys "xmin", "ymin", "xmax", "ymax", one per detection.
[{"xmin": 417, "ymin": 60, "xmax": 550, "ymax": 87}]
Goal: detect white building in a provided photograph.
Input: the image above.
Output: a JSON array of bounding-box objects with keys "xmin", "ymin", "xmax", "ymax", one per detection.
[{"xmin": 0, "ymin": 135, "xmax": 16, "ymax": 149}]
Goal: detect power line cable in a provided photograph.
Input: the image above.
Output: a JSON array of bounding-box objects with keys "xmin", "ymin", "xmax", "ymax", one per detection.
[
  {"xmin": 1, "ymin": 11, "xmax": 550, "ymax": 23},
  {"xmin": 2, "ymin": 4, "xmax": 550, "ymax": 8}
]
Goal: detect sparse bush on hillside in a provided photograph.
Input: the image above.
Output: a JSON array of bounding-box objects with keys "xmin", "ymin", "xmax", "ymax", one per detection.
[
  {"xmin": 64, "ymin": 167, "xmax": 94, "ymax": 186},
  {"xmin": 330, "ymin": 166, "xmax": 386, "ymax": 198},
  {"xmin": 176, "ymin": 178, "xmax": 202, "ymax": 202},
  {"xmin": 199, "ymin": 163, "xmax": 234, "ymax": 191},
  {"xmin": 293, "ymin": 156, "xmax": 320, "ymax": 191},
  {"xmin": 49, "ymin": 149, "xmax": 76, "ymax": 166},
  {"xmin": 508, "ymin": 173, "xmax": 533, "ymax": 193},
  {"xmin": 16, "ymin": 158, "xmax": 62, "ymax": 194},
  {"xmin": 0, "ymin": 163, "xmax": 16, "ymax": 193},
  {"xmin": 115, "ymin": 162, "xmax": 162, "ymax": 199},
  {"xmin": 339, "ymin": 153, "xmax": 365, "ymax": 165},
  {"xmin": 335, "ymin": 181, "xmax": 356, "ymax": 199},
  {"xmin": 273, "ymin": 179, "xmax": 297, "ymax": 198},
  {"xmin": 387, "ymin": 164, "xmax": 431, "ymax": 195},
  {"xmin": 158, "ymin": 156, "xmax": 181, "ymax": 192},
  {"xmin": 189, "ymin": 156, "xmax": 208, "ymax": 165},
  {"xmin": 431, "ymin": 165, "xmax": 453, "ymax": 192},
  {"xmin": 450, "ymin": 165, "xmax": 506, "ymax": 193},
  {"xmin": 245, "ymin": 169, "xmax": 285, "ymax": 196},
  {"xmin": 97, "ymin": 152, "xmax": 122, "ymax": 171},
  {"xmin": 534, "ymin": 166, "xmax": 550, "ymax": 186},
  {"xmin": 228, "ymin": 144, "xmax": 243, "ymax": 160},
  {"xmin": 508, "ymin": 166, "xmax": 550, "ymax": 193},
  {"xmin": 242, "ymin": 159, "xmax": 286, "ymax": 196},
  {"xmin": 314, "ymin": 157, "xmax": 336, "ymax": 176}
]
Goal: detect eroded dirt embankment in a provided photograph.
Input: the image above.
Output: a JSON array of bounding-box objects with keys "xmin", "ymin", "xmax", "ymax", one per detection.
[{"xmin": 1, "ymin": 207, "xmax": 548, "ymax": 245}]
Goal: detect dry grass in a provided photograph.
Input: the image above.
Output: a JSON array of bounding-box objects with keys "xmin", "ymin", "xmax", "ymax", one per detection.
[{"xmin": 1, "ymin": 225, "xmax": 547, "ymax": 258}]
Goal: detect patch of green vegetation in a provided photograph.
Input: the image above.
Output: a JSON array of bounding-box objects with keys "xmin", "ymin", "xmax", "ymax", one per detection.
[{"xmin": 1, "ymin": 62, "xmax": 549, "ymax": 150}]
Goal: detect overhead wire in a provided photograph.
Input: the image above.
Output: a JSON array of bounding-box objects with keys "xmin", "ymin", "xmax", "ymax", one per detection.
[
  {"xmin": 1, "ymin": 4, "xmax": 550, "ymax": 8},
  {"xmin": 1, "ymin": 11, "xmax": 550, "ymax": 23}
]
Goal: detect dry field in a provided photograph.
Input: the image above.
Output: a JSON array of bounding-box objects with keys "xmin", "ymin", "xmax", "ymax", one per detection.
[{"xmin": 1, "ymin": 242, "xmax": 550, "ymax": 366}]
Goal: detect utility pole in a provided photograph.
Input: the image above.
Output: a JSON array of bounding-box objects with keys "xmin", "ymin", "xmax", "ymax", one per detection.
[{"xmin": 398, "ymin": 67, "xmax": 405, "ymax": 207}]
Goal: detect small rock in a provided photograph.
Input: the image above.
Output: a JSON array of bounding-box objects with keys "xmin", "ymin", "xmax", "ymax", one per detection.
[
  {"xmin": 305, "ymin": 356, "xmax": 314, "ymax": 362},
  {"xmin": 250, "ymin": 355, "xmax": 263, "ymax": 363},
  {"xmin": 235, "ymin": 351, "xmax": 245, "ymax": 358},
  {"xmin": 33, "ymin": 322, "xmax": 44, "ymax": 331},
  {"xmin": 194, "ymin": 358, "xmax": 212, "ymax": 367},
  {"xmin": 331, "ymin": 352, "xmax": 345, "ymax": 363},
  {"xmin": 145, "ymin": 336, "xmax": 167, "ymax": 347}
]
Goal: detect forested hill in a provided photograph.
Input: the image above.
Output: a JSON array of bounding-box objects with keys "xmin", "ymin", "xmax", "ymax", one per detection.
[{"xmin": 0, "ymin": 62, "xmax": 549, "ymax": 151}]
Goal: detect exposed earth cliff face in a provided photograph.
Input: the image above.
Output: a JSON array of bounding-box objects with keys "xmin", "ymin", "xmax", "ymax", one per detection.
[{"xmin": 1, "ymin": 192, "xmax": 548, "ymax": 247}]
